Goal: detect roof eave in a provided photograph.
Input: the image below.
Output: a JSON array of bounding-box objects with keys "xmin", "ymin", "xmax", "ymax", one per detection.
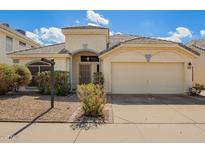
[
  {"xmin": 99, "ymin": 43, "xmax": 200, "ymax": 59},
  {"xmin": 8, "ymin": 53, "xmax": 71, "ymax": 58},
  {"xmin": 177, "ymin": 44, "xmax": 200, "ymax": 58}
]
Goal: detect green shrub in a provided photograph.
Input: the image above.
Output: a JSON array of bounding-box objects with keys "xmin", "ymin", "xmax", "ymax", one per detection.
[
  {"xmin": 93, "ymin": 72, "xmax": 104, "ymax": 85},
  {"xmin": 55, "ymin": 71, "xmax": 70, "ymax": 96},
  {"xmin": 77, "ymin": 83, "xmax": 106, "ymax": 117},
  {"xmin": 189, "ymin": 83, "xmax": 204, "ymax": 96},
  {"xmin": 0, "ymin": 64, "xmax": 17, "ymax": 95},
  {"xmin": 37, "ymin": 71, "xmax": 50, "ymax": 94},
  {"xmin": 37, "ymin": 71, "xmax": 70, "ymax": 96},
  {"xmin": 0, "ymin": 64, "xmax": 32, "ymax": 94},
  {"xmin": 13, "ymin": 65, "xmax": 32, "ymax": 91}
]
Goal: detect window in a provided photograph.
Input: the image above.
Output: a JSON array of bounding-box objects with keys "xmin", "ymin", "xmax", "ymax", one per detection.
[
  {"xmin": 6, "ymin": 36, "xmax": 13, "ymax": 52},
  {"xmin": 81, "ymin": 56, "xmax": 99, "ymax": 62},
  {"xmin": 19, "ymin": 41, "xmax": 26, "ymax": 47}
]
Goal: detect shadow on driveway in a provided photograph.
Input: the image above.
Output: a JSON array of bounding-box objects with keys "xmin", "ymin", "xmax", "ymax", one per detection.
[
  {"xmin": 108, "ymin": 94, "xmax": 205, "ymax": 105},
  {"xmin": 70, "ymin": 116, "xmax": 105, "ymax": 130}
]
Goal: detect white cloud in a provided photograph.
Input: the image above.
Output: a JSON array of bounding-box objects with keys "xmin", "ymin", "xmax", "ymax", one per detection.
[
  {"xmin": 75, "ymin": 20, "xmax": 80, "ymax": 24},
  {"xmin": 87, "ymin": 23, "xmax": 100, "ymax": 27},
  {"xmin": 86, "ymin": 10, "xmax": 109, "ymax": 26},
  {"xmin": 39, "ymin": 27, "xmax": 65, "ymax": 43},
  {"xmin": 26, "ymin": 31, "xmax": 43, "ymax": 45},
  {"xmin": 26, "ymin": 27, "xmax": 65, "ymax": 45},
  {"xmin": 200, "ymin": 30, "xmax": 205, "ymax": 37},
  {"xmin": 110, "ymin": 31, "xmax": 123, "ymax": 36},
  {"xmin": 157, "ymin": 27, "xmax": 192, "ymax": 43}
]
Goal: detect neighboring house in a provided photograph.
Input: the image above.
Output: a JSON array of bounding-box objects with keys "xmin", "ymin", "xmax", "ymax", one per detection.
[
  {"xmin": 187, "ymin": 39, "xmax": 205, "ymax": 85},
  {"xmin": 0, "ymin": 23, "xmax": 40, "ymax": 64},
  {"xmin": 8, "ymin": 26, "xmax": 200, "ymax": 94}
]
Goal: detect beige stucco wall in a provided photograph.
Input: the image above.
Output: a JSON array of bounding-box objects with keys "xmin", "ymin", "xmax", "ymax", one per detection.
[
  {"xmin": 65, "ymin": 34, "xmax": 107, "ymax": 53},
  {"xmin": 62, "ymin": 28, "xmax": 109, "ymax": 54},
  {"xmin": 0, "ymin": 30, "xmax": 39, "ymax": 64},
  {"xmin": 193, "ymin": 54, "xmax": 205, "ymax": 85},
  {"xmin": 101, "ymin": 46, "xmax": 195, "ymax": 93},
  {"xmin": 72, "ymin": 51, "xmax": 99, "ymax": 89}
]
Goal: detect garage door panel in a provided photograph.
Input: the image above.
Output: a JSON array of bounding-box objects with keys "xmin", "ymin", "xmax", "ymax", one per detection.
[
  {"xmin": 111, "ymin": 63, "xmax": 147, "ymax": 94},
  {"xmin": 111, "ymin": 62, "xmax": 184, "ymax": 94}
]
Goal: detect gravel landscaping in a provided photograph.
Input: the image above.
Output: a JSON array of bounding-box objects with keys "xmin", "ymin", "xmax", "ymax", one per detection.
[
  {"xmin": 0, "ymin": 93, "xmax": 112, "ymax": 123},
  {"xmin": 0, "ymin": 93, "xmax": 80, "ymax": 122}
]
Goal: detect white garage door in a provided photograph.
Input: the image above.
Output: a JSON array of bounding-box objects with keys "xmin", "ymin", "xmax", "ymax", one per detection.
[{"xmin": 111, "ymin": 62, "xmax": 184, "ymax": 94}]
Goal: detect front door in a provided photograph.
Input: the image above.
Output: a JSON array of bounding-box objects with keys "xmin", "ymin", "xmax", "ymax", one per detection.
[{"xmin": 79, "ymin": 64, "xmax": 91, "ymax": 84}]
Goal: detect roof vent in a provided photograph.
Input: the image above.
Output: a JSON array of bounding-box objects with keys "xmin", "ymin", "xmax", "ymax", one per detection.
[
  {"xmin": 16, "ymin": 29, "xmax": 26, "ymax": 35},
  {"xmin": 1, "ymin": 23, "xmax": 9, "ymax": 27}
]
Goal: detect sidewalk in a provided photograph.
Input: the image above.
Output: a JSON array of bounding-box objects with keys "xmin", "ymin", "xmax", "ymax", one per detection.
[{"xmin": 1, "ymin": 122, "xmax": 205, "ymax": 143}]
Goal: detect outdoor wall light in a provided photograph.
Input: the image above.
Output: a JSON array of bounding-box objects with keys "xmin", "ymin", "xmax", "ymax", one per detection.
[{"xmin": 187, "ymin": 62, "xmax": 192, "ymax": 69}]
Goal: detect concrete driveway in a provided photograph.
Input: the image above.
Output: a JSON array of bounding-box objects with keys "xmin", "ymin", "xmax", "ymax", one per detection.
[
  {"xmin": 1, "ymin": 94, "xmax": 205, "ymax": 142},
  {"xmin": 110, "ymin": 94, "xmax": 205, "ymax": 124}
]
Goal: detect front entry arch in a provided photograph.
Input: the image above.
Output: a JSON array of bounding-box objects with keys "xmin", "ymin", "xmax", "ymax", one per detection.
[
  {"xmin": 27, "ymin": 61, "xmax": 51, "ymax": 87},
  {"xmin": 72, "ymin": 51, "xmax": 99, "ymax": 89}
]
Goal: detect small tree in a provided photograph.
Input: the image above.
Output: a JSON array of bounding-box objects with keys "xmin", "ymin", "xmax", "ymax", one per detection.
[
  {"xmin": 13, "ymin": 65, "xmax": 32, "ymax": 91},
  {"xmin": 0, "ymin": 64, "xmax": 17, "ymax": 95}
]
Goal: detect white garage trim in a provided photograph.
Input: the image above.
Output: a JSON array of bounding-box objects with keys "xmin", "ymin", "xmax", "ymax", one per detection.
[{"xmin": 111, "ymin": 62, "xmax": 185, "ymax": 94}]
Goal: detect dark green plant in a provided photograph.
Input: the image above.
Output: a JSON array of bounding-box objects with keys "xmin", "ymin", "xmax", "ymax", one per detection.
[
  {"xmin": 55, "ymin": 71, "xmax": 70, "ymax": 96},
  {"xmin": 189, "ymin": 83, "xmax": 204, "ymax": 96},
  {"xmin": 0, "ymin": 64, "xmax": 17, "ymax": 95},
  {"xmin": 37, "ymin": 71, "xmax": 70, "ymax": 96},
  {"xmin": 37, "ymin": 71, "xmax": 51, "ymax": 94},
  {"xmin": 13, "ymin": 65, "xmax": 32, "ymax": 91},
  {"xmin": 93, "ymin": 72, "xmax": 104, "ymax": 85},
  {"xmin": 77, "ymin": 83, "xmax": 107, "ymax": 117}
]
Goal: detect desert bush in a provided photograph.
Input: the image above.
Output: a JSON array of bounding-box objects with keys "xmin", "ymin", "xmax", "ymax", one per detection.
[
  {"xmin": 93, "ymin": 72, "xmax": 104, "ymax": 85},
  {"xmin": 37, "ymin": 71, "xmax": 50, "ymax": 94},
  {"xmin": 77, "ymin": 83, "xmax": 107, "ymax": 117},
  {"xmin": 55, "ymin": 71, "xmax": 70, "ymax": 96},
  {"xmin": 37, "ymin": 71, "xmax": 70, "ymax": 96},
  {"xmin": 0, "ymin": 64, "xmax": 17, "ymax": 95},
  {"xmin": 189, "ymin": 83, "xmax": 204, "ymax": 96},
  {"xmin": 13, "ymin": 65, "xmax": 32, "ymax": 91}
]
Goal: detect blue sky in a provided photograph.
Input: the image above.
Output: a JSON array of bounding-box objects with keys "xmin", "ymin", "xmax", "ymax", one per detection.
[{"xmin": 0, "ymin": 10, "xmax": 205, "ymax": 45}]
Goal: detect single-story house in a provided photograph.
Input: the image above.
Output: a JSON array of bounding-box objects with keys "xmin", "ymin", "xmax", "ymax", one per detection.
[{"xmin": 7, "ymin": 26, "xmax": 200, "ymax": 94}]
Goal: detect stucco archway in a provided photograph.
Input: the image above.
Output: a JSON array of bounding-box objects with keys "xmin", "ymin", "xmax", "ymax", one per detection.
[
  {"xmin": 27, "ymin": 60, "xmax": 51, "ymax": 87},
  {"xmin": 71, "ymin": 50, "xmax": 100, "ymax": 89}
]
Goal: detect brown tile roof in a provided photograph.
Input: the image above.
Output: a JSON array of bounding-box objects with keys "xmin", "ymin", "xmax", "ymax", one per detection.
[
  {"xmin": 109, "ymin": 34, "xmax": 140, "ymax": 48},
  {"xmin": 7, "ymin": 43, "xmax": 68, "ymax": 55},
  {"xmin": 101, "ymin": 35, "xmax": 200, "ymax": 56},
  {"xmin": 187, "ymin": 39, "xmax": 205, "ymax": 54},
  {"xmin": 8, "ymin": 33, "xmax": 200, "ymax": 57}
]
